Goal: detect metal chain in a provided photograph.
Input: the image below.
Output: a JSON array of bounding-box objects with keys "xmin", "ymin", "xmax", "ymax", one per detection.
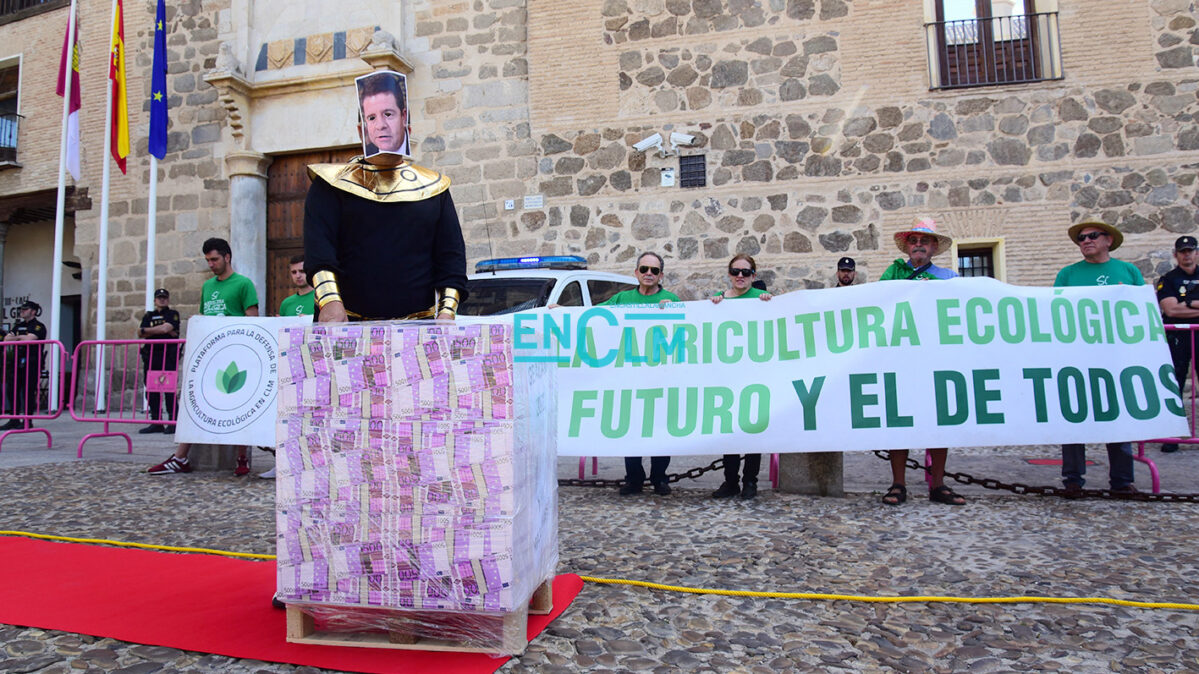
[
  {"xmin": 558, "ymin": 458, "xmax": 726, "ymax": 488},
  {"xmin": 873, "ymin": 450, "xmax": 1199, "ymax": 503}
]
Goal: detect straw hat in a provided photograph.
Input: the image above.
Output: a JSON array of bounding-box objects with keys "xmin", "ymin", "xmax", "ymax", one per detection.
[
  {"xmin": 893, "ymin": 216, "xmax": 953, "ymax": 256},
  {"xmin": 1066, "ymin": 219, "xmax": 1123, "ymax": 251}
]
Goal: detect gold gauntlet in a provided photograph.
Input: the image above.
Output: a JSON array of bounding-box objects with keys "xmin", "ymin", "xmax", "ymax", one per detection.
[
  {"xmin": 312, "ymin": 270, "xmax": 343, "ymax": 309},
  {"xmin": 436, "ymin": 287, "xmax": 461, "ymax": 318}
]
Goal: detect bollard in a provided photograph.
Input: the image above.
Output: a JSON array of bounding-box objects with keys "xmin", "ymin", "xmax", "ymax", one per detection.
[{"xmin": 777, "ymin": 452, "xmax": 844, "ymax": 497}]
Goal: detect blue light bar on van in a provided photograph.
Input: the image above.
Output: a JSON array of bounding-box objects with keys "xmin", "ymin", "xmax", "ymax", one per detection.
[{"xmin": 474, "ymin": 255, "xmax": 587, "ymax": 272}]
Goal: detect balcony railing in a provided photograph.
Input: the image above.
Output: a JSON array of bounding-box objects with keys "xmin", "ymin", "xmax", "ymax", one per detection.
[
  {"xmin": 0, "ymin": 0, "xmax": 68, "ymax": 22},
  {"xmin": 0, "ymin": 112, "xmax": 20, "ymax": 164},
  {"xmin": 926, "ymin": 12, "xmax": 1062, "ymax": 90}
]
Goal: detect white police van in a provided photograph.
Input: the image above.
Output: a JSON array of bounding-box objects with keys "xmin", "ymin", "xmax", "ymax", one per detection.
[{"xmin": 459, "ymin": 256, "xmax": 637, "ymax": 316}]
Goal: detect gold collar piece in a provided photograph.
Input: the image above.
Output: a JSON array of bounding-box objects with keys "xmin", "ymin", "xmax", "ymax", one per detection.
[{"xmin": 307, "ymin": 158, "xmax": 451, "ymax": 203}]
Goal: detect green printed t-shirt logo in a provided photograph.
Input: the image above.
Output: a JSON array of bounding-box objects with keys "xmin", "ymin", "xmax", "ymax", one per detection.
[{"xmin": 215, "ymin": 361, "xmax": 247, "ymax": 394}]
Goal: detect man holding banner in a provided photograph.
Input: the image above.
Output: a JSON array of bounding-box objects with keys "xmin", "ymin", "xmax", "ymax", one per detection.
[
  {"xmin": 148, "ymin": 239, "xmax": 259, "ymax": 475},
  {"xmin": 599, "ymin": 252, "xmax": 680, "ymax": 496},
  {"xmin": 1054, "ymin": 220, "xmax": 1143, "ymax": 496},
  {"xmin": 879, "ymin": 218, "xmax": 966, "ymax": 506}
]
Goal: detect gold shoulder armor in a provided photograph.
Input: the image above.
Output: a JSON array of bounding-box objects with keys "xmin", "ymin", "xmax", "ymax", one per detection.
[{"xmin": 307, "ymin": 158, "xmax": 452, "ymax": 203}]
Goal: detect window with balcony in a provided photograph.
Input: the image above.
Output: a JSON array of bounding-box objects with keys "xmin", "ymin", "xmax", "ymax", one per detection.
[
  {"xmin": 926, "ymin": 0, "xmax": 1062, "ymax": 89},
  {"xmin": 0, "ymin": 62, "xmax": 18, "ymax": 167}
]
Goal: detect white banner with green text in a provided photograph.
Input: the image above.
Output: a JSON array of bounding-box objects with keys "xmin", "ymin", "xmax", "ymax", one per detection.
[{"xmin": 511, "ymin": 278, "xmax": 1188, "ymax": 456}]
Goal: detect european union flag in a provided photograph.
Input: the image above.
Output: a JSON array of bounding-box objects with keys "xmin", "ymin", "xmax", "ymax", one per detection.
[{"xmin": 147, "ymin": 0, "xmax": 168, "ymax": 159}]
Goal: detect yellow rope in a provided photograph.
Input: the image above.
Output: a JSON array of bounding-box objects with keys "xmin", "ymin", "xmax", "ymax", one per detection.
[
  {"xmin": 3, "ymin": 531, "xmax": 1194, "ymax": 612},
  {"xmin": 0, "ymin": 530, "xmax": 276, "ymax": 560},
  {"xmin": 577, "ymin": 576, "xmax": 1199, "ymax": 611}
]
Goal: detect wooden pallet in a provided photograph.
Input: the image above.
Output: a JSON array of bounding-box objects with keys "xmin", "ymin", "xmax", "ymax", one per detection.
[{"xmin": 285, "ymin": 578, "xmax": 554, "ymax": 655}]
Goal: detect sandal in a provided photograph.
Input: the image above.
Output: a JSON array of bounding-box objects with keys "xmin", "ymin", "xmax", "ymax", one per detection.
[
  {"xmin": 881, "ymin": 483, "xmax": 907, "ymax": 506},
  {"xmin": 929, "ymin": 485, "xmax": 966, "ymax": 506}
]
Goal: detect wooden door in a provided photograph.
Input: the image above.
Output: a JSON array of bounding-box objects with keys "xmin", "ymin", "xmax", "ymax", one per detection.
[{"xmin": 266, "ymin": 148, "xmax": 357, "ymax": 315}]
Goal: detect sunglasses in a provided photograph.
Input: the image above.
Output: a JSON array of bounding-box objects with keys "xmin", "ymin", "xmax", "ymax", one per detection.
[
  {"xmin": 728, "ymin": 268, "xmax": 755, "ymax": 277},
  {"xmin": 1076, "ymin": 231, "xmax": 1107, "ymax": 242},
  {"xmin": 638, "ymin": 265, "xmax": 661, "ymax": 275}
]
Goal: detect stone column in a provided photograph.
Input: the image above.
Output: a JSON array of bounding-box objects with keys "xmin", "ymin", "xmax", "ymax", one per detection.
[
  {"xmin": 224, "ymin": 151, "xmax": 272, "ymax": 303},
  {"xmin": 777, "ymin": 452, "xmax": 844, "ymax": 497}
]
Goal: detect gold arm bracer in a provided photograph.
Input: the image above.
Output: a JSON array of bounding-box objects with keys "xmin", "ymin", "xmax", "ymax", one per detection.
[
  {"xmin": 313, "ymin": 270, "xmax": 343, "ymax": 309},
  {"xmin": 437, "ymin": 287, "xmax": 462, "ymax": 318}
]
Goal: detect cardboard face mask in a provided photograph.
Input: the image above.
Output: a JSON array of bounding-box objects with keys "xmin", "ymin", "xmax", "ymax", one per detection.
[{"xmin": 356, "ymin": 70, "xmax": 411, "ymax": 161}]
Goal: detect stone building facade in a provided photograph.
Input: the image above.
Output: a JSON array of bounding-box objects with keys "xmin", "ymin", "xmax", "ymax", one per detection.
[{"xmin": 0, "ymin": 0, "xmax": 1196, "ymax": 343}]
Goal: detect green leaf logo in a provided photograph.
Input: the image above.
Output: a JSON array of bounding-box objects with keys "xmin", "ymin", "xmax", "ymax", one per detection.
[{"xmin": 215, "ymin": 361, "xmax": 247, "ymax": 394}]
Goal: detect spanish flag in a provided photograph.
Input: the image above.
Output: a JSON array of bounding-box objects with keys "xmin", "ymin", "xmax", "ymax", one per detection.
[{"xmin": 109, "ymin": 0, "xmax": 129, "ymax": 174}]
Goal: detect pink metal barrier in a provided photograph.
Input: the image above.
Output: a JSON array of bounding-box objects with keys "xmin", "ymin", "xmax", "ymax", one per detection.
[
  {"xmin": 0, "ymin": 339, "xmax": 69, "ymax": 451},
  {"xmin": 69, "ymin": 339, "xmax": 184, "ymax": 458}
]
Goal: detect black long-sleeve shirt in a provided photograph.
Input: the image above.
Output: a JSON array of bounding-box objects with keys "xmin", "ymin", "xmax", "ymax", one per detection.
[{"xmin": 303, "ymin": 175, "xmax": 467, "ymax": 319}]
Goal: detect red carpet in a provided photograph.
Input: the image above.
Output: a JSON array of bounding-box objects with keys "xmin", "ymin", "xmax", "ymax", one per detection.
[{"xmin": 0, "ymin": 536, "xmax": 581, "ymax": 673}]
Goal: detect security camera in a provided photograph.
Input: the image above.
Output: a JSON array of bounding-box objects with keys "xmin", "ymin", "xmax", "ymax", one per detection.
[
  {"xmin": 633, "ymin": 133, "xmax": 664, "ymax": 153},
  {"xmin": 669, "ymin": 132, "xmax": 697, "ymax": 155},
  {"xmin": 669, "ymin": 132, "xmax": 696, "ymax": 146}
]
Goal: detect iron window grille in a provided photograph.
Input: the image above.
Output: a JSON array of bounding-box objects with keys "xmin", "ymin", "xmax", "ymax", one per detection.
[
  {"xmin": 926, "ymin": 10, "xmax": 1062, "ymax": 89},
  {"xmin": 679, "ymin": 154, "xmax": 706, "ymax": 188}
]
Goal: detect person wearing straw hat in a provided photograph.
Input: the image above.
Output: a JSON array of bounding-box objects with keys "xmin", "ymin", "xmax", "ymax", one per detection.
[
  {"xmin": 1054, "ymin": 219, "xmax": 1143, "ymax": 497},
  {"xmin": 1156, "ymin": 235, "xmax": 1199, "ymax": 454},
  {"xmin": 879, "ymin": 217, "xmax": 956, "ymax": 281},
  {"xmin": 878, "ymin": 217, "xmax": 965, "ymax": 506}
]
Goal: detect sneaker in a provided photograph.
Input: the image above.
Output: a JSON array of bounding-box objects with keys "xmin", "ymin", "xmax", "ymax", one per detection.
[
  {"xmin": 1110, "ymin": 484, "xmax": 1139, "ymax": 496},
  {"xmin": 258, "ymin": 467, "xmax": 277, "ymax": 479},
  {"xmin": 163, "ymin": 425, "xmax": 175, "ymax": 435},
  {"xmin": 148, "ymin": 456, "xmax": 191, "ymax": 475},
  {"xmin": 740, "ymin": 481, "xmax": 758, "ymax": 500},
  {"xmin": 653, "ymin": 482, "xmax": 671, "ymax": 496},
  {"xmin": 0, "ymin": 419, "xmax": 22, "ymax": 431},
  {"xmin": 1061, "ymin": 483, "xmax": 1084, "ymax": 499},
  {"xmin": 138, "ymin": 424, "xmax": 166, "ymax": 434},
  {"xmin": 234, "ymin": 456, "xmax": 251, "ymax": 477},
  {"xmin": 618, "ymin": 483, "xmax": 643, "ymax": 496},
  {"xmin": 712, "ymin": 481, "xmax": 740, "ymax": 498},
  {"xmin": 1162, "ymin": 443, "xmax": 1179, "ymax": 453}
]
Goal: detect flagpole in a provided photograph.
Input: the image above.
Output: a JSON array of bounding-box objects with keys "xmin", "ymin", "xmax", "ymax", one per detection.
[
  {"xmin": 91, "ymin": 0, "xmax": 122, "ymax": 413},
  {"xmin": 49, "ymin": 0, "xmax": 79, "ymax": 413},
  {"xmin": 145, "ymin": 156, "xmax": 157, "ymax": 311}
]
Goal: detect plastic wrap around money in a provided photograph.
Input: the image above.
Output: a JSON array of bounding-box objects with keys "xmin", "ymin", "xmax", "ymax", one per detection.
[{"xmin": 275, "ymin": 321, "xmax": 558, "ymax": 644}]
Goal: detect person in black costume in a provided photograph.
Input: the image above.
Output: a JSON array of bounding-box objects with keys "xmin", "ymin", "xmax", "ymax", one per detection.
[{"xmin": 304, "ymin": 72, "xmax": 465, "ymax": 323}]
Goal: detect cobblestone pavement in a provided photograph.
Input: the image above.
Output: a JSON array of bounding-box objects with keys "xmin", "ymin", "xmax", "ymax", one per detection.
[{"xmin": 2, "ymin": 445, "xmax": 1199, "ymax": 673}]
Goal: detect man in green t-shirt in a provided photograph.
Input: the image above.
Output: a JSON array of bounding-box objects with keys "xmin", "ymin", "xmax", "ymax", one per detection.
[
  {"xmin": 149, "ymin": 237, "xmax": 260, "ymax": 477},
  {"xmin": 1054, "ymin": 220, "xmax": 1142, "ymax": 497},
  {"xmin": 597, "ymin": 252, "xmax": 680, "ymax": 496},
  {"xmin": 278, "ymin": 254, "xmax": 315, "ymax": 317},
  {"xmin": 199, "ymin": 238, "xmax": 260, "ymax": 317}
]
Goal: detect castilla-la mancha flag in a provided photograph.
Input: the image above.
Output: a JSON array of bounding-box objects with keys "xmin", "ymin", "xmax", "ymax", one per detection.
[
  {"xmin": 109, "ymin": 0, "xmax": 129, "ymax": 173},
  {"xmin": 56, "ymin": 9, "xmax": 81, "ymax": 180}
]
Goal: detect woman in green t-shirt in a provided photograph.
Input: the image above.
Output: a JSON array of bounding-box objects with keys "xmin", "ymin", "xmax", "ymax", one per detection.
[{"xmin": 710, "ymin": 254, "xmax": 772, "ymax": 499}]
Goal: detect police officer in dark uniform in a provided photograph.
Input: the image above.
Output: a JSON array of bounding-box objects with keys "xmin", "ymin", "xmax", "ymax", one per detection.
[
  {"xmin": 138, "ymin": 288, "xmax": 182, "ymax": 434},
  {"xmin": 1156, "ymin": 235, "xmax": 1199, "ymax": 452},
  {"xmin": 2, "ymin": 300, "xmax": 48, "ymax": 429}
]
